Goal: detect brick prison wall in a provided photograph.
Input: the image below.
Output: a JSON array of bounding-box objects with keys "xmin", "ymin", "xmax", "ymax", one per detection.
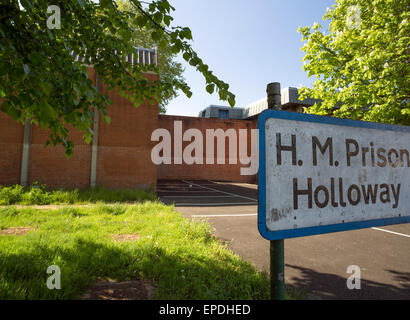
[
  {"xmin": 157, "ymin": 115, "xmax": 258, "ymax": 183},
  {"xmin": 0, "ymin": 68, "xmax": 158, "ymax": 191}
]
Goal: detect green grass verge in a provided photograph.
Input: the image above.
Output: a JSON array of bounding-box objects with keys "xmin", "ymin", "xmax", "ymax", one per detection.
[
  {"xmin": 0, "ymin": 202, "xmax": 272, "ymax": 300},
  {"xmin": 0, "ymin": 184, "xmax": 156, "ymax": 205}
]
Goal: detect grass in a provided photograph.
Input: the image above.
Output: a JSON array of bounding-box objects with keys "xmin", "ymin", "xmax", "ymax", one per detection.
[
  {"xmin": 0, "ymin": 183, "xmax": 157, "ymax": 205},
  {"xmin": 0, "ymin": 201, "xmax": 272, "ymax": 300}
]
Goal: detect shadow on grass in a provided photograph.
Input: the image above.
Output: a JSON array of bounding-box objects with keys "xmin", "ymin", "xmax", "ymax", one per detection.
[
  {"xmin": 0, "ymin": 238, "xmax": 269, "ymax": 300},
  {"xmin": 285, "ymin": 263, "xmax": 410, "ymax": 300}
]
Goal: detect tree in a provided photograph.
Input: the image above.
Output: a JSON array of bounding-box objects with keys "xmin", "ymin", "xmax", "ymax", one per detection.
[
  {"xmin": 0, "ymin": 0, "xmax": 235, "ymax": 156},
  {"xmin": 298, "ymin": 0, "xmax": 409, "ymax": 125},
  {"xmin": 116, "ymin": 0, "xmax": 185, "ymax": 113}
]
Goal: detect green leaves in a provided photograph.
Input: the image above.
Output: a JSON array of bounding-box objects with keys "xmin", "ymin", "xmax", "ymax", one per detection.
[
  {"xmin": 151, "ymin": 30, "xmax": 161, "ymax": 41},
  {"xmin": 206, "ymin": 84, "xmax": 215, "ymax": 94},
  {"xmin": 178, "ymin": 27, "xmax": 193, "ymax": 40},
  {"xmin": 163, "ymin": 15, "xmax": 172, "ymax": 27},
  {"xmin": 124, "ymin": 0, "xmax": 235, "ymax": 107},
  {"xmin": 0, "ymin": 0, "xmax": 236, "ymax": 157},
  {"xmin": 298, "ymin": 0, "xmax": 409, "ymax": 125},
  {"xmin": 228, "ymin": 96, "xmax": 236, "ymax": 108},
  {"xmin": 38, "ymin": 82, "xmax": 52, "ymax": 97}
]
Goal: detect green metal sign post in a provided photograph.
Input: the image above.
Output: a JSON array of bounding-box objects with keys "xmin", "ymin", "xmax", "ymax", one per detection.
[
  {"xmin": 270, "ymin": 239, "xmax": 285, "ymax": 300},
  {"xmin": 266, "ymin": 82, "xmax": 285, "ymax": 300},
  {"xmin": 261, "ymin": 82, "xmax": 410, "ymax": 300}
]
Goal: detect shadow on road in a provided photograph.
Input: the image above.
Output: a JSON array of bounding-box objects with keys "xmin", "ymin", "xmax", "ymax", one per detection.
[
  {"xmin": 286, "ymin": 263, "xmax": 410, "ymax": 300},
  {"xmin": 158, "ymin": 180, "xmax": 258, "ymax": 207}
]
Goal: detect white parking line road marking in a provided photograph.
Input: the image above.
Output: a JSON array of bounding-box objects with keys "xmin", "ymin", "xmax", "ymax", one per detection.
[
  {"xmin": 192, "ymin": 214, "xmax": 257, "ymax": 218},
  {"xmin": 157, "ymin": 190, "xmax": 215, "ymax": 193},
  {"xmin": 158, "ymin": 184, "xmax": 221, "ymax": 187},
  {"xmin": 190, "ymin": 216, "xmax": 410, "ymax": 236},
  {"xmin": 161, "ymin": 196, "xmax": 239, "ymax": 198},
  {"xmin": 182, "ymin": 180, "xmax": 258, "ymax": 202},
  {"xmin": 208, "ymin": 180, "xmax": 258, "ymax": 189},
  {"xmin": 175, "ymin": 202, "xmax": 258, "ymax": 206},
  {"xmin": 175, "ymin": 181, "xmax": 410, "ymax": 240},
  {"xmin": 371, "ymin": 227, "xmax": 410, "ymax": 238}
]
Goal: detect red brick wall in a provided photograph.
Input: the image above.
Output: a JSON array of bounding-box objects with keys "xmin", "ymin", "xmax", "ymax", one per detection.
[
  {"xmin": 28, "ymin": 124, "xmax": 93, "ymax": 189},
  {"xmin": 26, "ymin": 68, "xmax": 95, "ymax": 188},
  {"xmin": 157, "ymin": 115, "xmax": 258, "ymax": 183},
  {"xmin": 0, "ymin": 69, "xmax": 159, "ymax": 190},
  {"xmin": 0, "ymin": 113, "xmax": 24, "ymax": 185},
  {"xmin": 1, "ymin": 69, "xmax": 261, "ymax": 188},
  {"xmin": 96, "ymin": 73, "xmax": 158, "ymax": 190}
]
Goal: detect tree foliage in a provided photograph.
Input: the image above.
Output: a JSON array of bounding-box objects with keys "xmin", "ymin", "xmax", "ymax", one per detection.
[
  {"xmin": 116, "ymin": 0, "xmax": 185, "ymax": 113},
  {"xmin": 298, "ymin": 0, "xmax": 409, "ymax": 125},
  {"xmin": 0, "ymin": 0, "xmax": 235, "ymax": 155}
]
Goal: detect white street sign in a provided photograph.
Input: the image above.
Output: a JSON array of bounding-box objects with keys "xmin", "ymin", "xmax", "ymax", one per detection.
[{"xmin": 258, "ymin": 110, "xmax": 410, "ymax": 240}]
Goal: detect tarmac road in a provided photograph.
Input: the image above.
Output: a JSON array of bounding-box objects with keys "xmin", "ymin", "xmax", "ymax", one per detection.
[{"xmin": 158, "ymin": 179, "xmax": 410, "ymax": 300}]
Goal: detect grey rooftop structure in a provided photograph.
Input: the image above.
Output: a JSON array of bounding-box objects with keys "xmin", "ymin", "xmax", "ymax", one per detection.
[
  {"xmin": 198, "ymin": 105, "xmax": 245, "ymax": 120},
  {"xmin": 198, "ymin": 87, "xmax": 321, "ymax": 120},
  {"xmin": 243, "ymin": 87, "xmax": 321, "ymax": 118}
]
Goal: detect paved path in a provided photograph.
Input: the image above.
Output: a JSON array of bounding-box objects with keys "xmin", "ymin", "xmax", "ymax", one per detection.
[{"xmin": 158, "ymin": 180, "xmax": 410, "ymax": 300}]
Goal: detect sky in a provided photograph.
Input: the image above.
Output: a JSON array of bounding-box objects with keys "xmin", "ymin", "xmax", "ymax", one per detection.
[{"xmin": 164, "ymin": 0, "xmax": 335, "ymax": 116}]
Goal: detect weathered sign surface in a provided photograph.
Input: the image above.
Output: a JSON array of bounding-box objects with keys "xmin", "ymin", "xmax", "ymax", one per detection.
[{"xmin": 258, "ymin": 110, "xmax": 410, "ymax": 240}]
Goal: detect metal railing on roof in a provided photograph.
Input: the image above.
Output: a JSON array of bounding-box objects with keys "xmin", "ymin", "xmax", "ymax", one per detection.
[{"xmin": 69, "ymin": 47, "xmax": 158, "ymax": 66}]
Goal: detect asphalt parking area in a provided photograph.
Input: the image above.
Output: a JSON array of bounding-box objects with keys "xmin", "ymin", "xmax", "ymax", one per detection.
[
  {"xmin": 158, "ymin": 180, "xmax": 410, "ymax": 300},
  {"xmin": 158, "ymin": 180, "xmax": 258, "ymax": 207}
]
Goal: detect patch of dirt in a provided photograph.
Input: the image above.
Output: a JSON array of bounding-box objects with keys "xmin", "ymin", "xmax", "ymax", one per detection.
[
  {"xmin": 81, "ymin": 279, "xmax": 156, "ymax": 300},
  {"xmin": 112, "ymin": 234, "xmax": 141, "ymax": 242},
  {"xmin": 216, "ymin": 237, "xmax": 232, "ymax": 247},
  {"xmin": 0, "ymin": 227, "xmax": 33, "ymax": 236}
]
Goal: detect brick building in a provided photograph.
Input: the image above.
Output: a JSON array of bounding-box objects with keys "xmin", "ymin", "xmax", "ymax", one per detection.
[{"xmin": 0, "ymin": 49, "xmax": 316, "ymax": 190}]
